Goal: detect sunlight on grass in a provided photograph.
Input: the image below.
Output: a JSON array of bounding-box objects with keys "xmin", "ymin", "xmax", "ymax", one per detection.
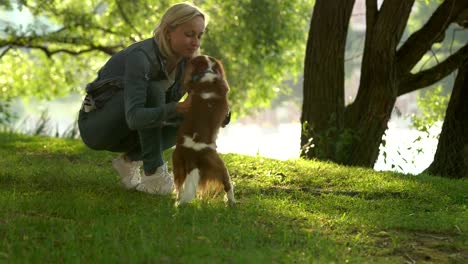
[{"xmin": 0, "ymin": 133, "xmax": 467, "ymax": 263}]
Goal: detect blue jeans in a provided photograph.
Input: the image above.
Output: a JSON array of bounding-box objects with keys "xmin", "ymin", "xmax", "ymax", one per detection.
[{"xmin": 78, "ymin": 89, "xmax": 180, "ymax": 174}]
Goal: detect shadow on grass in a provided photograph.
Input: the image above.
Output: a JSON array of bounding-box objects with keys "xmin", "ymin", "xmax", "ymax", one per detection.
[
  {"xmin": 1, "ymin": 180, "xmax": 355, "ymax": 262},
  {"xmin": 1, "ymin": 133, "xmax": 466, "ymax": 262}
]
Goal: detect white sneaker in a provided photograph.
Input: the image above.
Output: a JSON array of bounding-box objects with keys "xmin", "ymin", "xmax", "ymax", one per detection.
[
  {"xmin": 112, "ymin": 155, "xmax": 142, "ymax": 189},
  {"xmin": 136, "ymin": 162, "xmax": 174, "ymax": 195}
]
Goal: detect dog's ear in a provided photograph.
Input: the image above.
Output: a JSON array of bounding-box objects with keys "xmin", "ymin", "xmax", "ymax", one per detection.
[
  {"xmin": 213, "ymin": 57, "xmax": 226, "ymax": 80},
  {"xmin": 213, "ymin": 58, "xmax": 229, "ymax": 94},
  {"xmin": 221, "ymin": 79, "xmax": 230, "ymax": 94},
  {"xmin": 212, "ymin": 78, "xmax": 229, "ymax": 95},
  {"xmin": 182, "ymin": 59, "xmax": 195, "ymax": 90}
]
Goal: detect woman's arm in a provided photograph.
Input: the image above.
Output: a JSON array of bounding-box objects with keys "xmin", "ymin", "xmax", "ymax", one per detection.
[{"xmin": 124, "ymin": 50, "xmax": 180, "ymax": 130}]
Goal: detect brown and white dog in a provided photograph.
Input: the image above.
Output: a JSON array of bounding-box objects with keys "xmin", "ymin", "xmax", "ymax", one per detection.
[{"xmin": 172, "ymin": 55, "xmax": 236, "ymax": 206}]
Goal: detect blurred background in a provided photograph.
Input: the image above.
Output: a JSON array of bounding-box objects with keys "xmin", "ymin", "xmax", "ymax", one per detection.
[{"xmin": 1, "ymin": 0, "xmax": 466, "ymax": 176}]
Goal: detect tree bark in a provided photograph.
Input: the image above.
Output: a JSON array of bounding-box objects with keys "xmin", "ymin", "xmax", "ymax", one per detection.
[
  {"xmin": 425, "ymin": 60, "xmax": 468, "ymax": 178},
  {"xmin": 301, "ymin": 0, "xmax": 468, "ymax": 173},
  {"xmin": 399, "ymin": 43, "xmax": 468, "ymax": 95},
  {"xmin": 396, "ymin": 0, "xmax": 468, "ymax": 74},
  {"xmin": 345, "ymin": 0, "xmax": 415, "ymax": 167},
  {"xmin": 300, "ymin": 0, "xmax": 355, "ymax": 161}
]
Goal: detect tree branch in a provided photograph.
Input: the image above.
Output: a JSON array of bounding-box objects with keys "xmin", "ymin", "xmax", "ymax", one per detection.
[
  {"xmin": 456, "ymin": 8, "xmax": 468, "ymax": 27},
  {"xmin": 49, "ymin": 24, "xmax": 123, "ymax": 38},
  {"xmin": 41, "ymin": 45, "xmax": 120, "ymax": 57},
  {"xmin": 0, "ymin": 39, "xmax": 122, "ymax": 57},
  {"xmin": 365, "ymin": 0, "xmax": 378, "ymax": 30},
  {"xmin": 363, "ymin": 0, "xmax": 378, "ymax": 53},
  {"xmin": 397, "ymin": 0, "xmax": 468, "ymax": 74},
  {"xmin": 377, "ymin": 0, "xmax": 415, "ymax": 46},
  {"xmin": 398, "ymin": 43, "xmax": 468, "ymax": 96},
  {"xmin": 0, "ymin": 46, "xmax": 12, "ymax": 60},
  {"xmin": 14, "ymin": 1, "xmax": 128, "ymax": 41},
  {"xmin": 116, "ymin": 0, "xmax": 142, "ymax": 41}
]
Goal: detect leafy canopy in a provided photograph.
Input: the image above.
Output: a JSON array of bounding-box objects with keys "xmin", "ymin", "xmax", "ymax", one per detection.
[{"xmin": 0, "ymin": 0, "xmax": 313, "ymax": 118}]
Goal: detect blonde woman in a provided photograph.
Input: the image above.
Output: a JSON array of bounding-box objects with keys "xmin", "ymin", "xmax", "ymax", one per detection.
[{"xmin": 78, "ymin": 2, "xmax": 228, "ymax": 194}]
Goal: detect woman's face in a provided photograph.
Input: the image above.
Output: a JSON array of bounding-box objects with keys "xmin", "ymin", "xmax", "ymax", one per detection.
[{"xmin": 168, "ymin": 16, "xmax": 205, "ymax": 59}]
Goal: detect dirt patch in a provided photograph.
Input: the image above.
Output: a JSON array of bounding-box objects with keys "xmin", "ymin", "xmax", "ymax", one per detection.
[
  {"xmin": 372, "ymin": 230, "xmax": 467, "ymax": 263},
  {"xmin": 261, "ymin": 186, "xmax": 407, "ymax": 199}
]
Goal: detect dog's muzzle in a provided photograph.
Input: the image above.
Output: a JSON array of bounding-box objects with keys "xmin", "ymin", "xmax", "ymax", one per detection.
[{"xmin": 191, "ymin": 69, "xmax": 217, "ymax": 82}]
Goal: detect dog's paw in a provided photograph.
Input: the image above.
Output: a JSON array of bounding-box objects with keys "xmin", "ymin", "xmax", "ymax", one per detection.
[
  {"xmin": 224, "ymin": 195, "xmax": 237, "ymax": 208},
  {"xmin": 227, "ymin": 199, "xmax": 237, "ymax": 208},
  {"xmin": 224, "ymin": 188, "xmax": 236, "ymax": 208},
  {"xmin": 175, "ymin": 200, "xmax": 187, "ymax": 208}
]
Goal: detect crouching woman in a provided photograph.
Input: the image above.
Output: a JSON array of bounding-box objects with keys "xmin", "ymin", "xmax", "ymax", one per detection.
[{"xmin": 78, "ymin": 3, "xmax": 212, "ymax": 195}]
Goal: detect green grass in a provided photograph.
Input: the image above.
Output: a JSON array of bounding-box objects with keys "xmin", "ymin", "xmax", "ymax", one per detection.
[{"xmin": 0, "ymin": 132, "xmax": 467, "ymax": 263}]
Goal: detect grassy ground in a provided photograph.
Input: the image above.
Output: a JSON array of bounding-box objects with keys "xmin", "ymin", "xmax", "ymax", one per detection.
[{"xmin": 0, "ymin": 132, "xmax": 466, "ymax": 263}]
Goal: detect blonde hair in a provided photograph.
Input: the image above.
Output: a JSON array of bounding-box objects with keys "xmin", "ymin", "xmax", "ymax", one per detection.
[{"xmin": 153, "ymin": 2, "xmax": 208, "ymax": 59}]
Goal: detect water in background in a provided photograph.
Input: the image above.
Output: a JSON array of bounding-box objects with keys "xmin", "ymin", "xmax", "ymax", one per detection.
[
  {"xmin": 4, "ymin": 0, "xmax": 441, "ymax": 175},
  {"xmin": 10, "ymin": 93, "xmax": 438, "ymax": 175},
  {"xmin": 218, "ymin": 119, "xmax": 438, "ymax": 175}
]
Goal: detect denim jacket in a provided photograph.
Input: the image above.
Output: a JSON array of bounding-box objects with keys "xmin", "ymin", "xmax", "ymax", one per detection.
[{"xmin": 86, "ymin": 38, "xmax": 187, "ymax": 129}]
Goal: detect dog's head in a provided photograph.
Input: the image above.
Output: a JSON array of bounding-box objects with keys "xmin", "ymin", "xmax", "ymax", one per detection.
[{"xmin": 183, "ymin": 55, "xmax": 229, "ymax": 95}]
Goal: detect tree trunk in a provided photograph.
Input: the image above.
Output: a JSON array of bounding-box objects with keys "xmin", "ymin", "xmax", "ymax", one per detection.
[
  {"xmin": 300, "ymin": 0, "xmax": 468, "ymax": 174},
  {"xmin": 345, "ymin": 1, "xmax": 415, "ymax": 167},
  {"xmin": 300, "ymin": 0, "xmax": 355, "ymax": 161},
  {"xmin": 425, "ymin": 60, "xmax": 468, "ymax": 178}
]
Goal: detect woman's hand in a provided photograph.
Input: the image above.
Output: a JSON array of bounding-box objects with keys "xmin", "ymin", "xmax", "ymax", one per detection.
[{"xmin": 175, "ymin": 93, "xmax": 192, "ymax": 113}]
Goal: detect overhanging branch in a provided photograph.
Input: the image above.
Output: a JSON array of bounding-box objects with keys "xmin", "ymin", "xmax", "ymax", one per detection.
[
  {"xmin": 364, "ymin": 0, "xmax": 378, "ymax": 52},
  {"xmin": 456, "ymin": 8, "xmax": 468, "ymax": 27},
  {"xmin": 116, "ymin": 0, "xmax": 142, "ymax": 42},
  {"xmin": 397, "ymin": 0, "xmax": 468, "ymax": 74},
  {"xmin": 398, "ymin": 43, "xmax": 468, "ymax": 96},
  {"xmin": 366, "ymin": 0, "xmax": 378, "ymax": 30},
  {"xmin": 0, "ymin": 46, "xmax": 12, "ymax": 60},
  {"xmin": 377, "ymin": 0, "xmax": 415, "ymax": 45},
  {"xmin": 0, "ymin": 39, "xmax": 122, "ymax": 57},
  {"xmin": 34, "ymin": 44, "xmax": 119, "ymax": 57}
]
